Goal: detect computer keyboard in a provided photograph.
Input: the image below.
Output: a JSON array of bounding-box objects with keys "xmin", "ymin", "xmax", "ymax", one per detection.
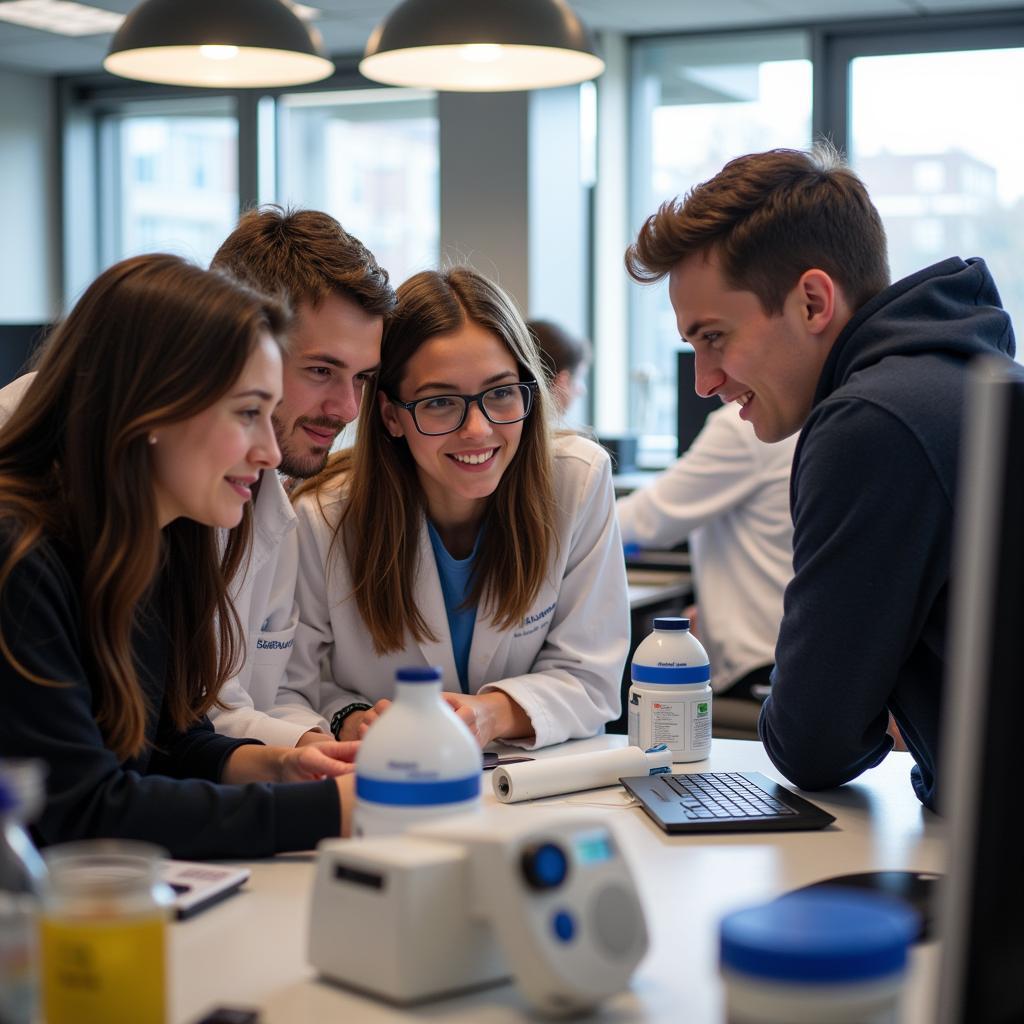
[
  {"xmin": 620, "ymin": 769, "xmax": 835, "ymax": 834},
  {"xmin": 664, "ymin": 771, "xmax": 798, "ymax": 820}
]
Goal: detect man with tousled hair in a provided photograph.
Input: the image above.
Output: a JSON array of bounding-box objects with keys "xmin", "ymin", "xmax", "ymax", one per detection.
[
  {"xmin": 626, "ymin": 144, "xmax": 1019, "ymax": 811},
  {"xmin": 0, "ymin": 207, "xmax": 395, "ymax": 750},
  {"xmin": 206, "ymin": 206, "xmax": 395, "ymax": 746}
]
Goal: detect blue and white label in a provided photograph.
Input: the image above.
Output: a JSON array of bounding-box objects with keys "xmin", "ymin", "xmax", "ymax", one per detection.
[
  {"xmin": 356, "ymin": 773, "xmax": 481, "ymax": 806},
  {"xmin": 631, "ymin": 663, "xmax": 710, "ymax": 684}
]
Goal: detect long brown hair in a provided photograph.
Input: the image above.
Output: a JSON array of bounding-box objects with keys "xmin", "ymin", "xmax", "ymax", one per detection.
[
  {"xmin": 0, "ymin": 253, "xmax": 288, "ymax": 760},
  {"xmin": 625, "ymin": 143, "xmax": 890, "ymax": 315},
  {"xmin": 296, "ymin": 267, "xmax": 557, "ymax": 654}
]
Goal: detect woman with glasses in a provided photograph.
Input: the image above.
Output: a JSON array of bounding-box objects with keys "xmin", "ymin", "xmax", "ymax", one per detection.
[{"xmin": 283, "ymin": 267, "xmax": 629, "ymax": 749}]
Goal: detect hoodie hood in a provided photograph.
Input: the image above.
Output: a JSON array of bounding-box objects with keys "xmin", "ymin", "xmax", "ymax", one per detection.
[{"xmin": 815, "ymin": 257, "xmax": 1015, "ymax": 406}]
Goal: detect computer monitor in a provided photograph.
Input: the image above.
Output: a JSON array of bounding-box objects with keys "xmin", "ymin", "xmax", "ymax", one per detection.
[
  {"xmin": 937, "ymin": 357, "xmax": 1024, "ymax": 1023},
  {"xmin": 676, "ymin": 349, "xmax": 720, "ymax": 456},
  {"xmin": 0, "ymin": 323, "xmax": 48, "ymax": 386}
]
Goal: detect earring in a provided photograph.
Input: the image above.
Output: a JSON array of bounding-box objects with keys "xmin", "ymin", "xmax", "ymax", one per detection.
[{"xmin": 148, "ymin": 434, "xmax": 158, "ymax": 445}]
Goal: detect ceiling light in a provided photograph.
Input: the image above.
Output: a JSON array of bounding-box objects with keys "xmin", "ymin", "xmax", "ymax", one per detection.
[
  {"xmin": 360, "ymin": 0, "xmax": 604, "ymax": 93},
  {"xmin": 0, "ymin": 0, "xmax": 124, "ymax": 37},
  {"xmin": 104, "ymin": 0, "xmax": 334, "ymax": 89}
]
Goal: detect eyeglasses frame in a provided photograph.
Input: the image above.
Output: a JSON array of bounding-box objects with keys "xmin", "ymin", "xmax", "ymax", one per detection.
[{"xmin": 388, "ymin": 380, "xmax": 540, "ymax": 436}]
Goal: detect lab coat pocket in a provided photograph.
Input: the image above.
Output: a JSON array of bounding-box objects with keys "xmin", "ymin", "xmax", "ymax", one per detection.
[{"xmin": 252, "ymin": 624, "xmax": 297, "ymax": 666}]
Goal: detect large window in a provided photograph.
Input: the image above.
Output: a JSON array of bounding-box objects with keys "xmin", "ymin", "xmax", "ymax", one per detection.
[
  {"xmin": 624, "ymin": 16, "xmax": 1024, "ymax": 451},
  {"xmin": 277, "ymin": 89, "xmax": 439, "ymax": 288},
  {"xmin": 849, "ymin": 47, "xmax": 1024, "ymax": 358},
  {"xmin": 84, "ymin": 87, "xmax": 439, "ymax": 292},
  {"xmin": 100, "ymin": 99, "xmax": 238, "ymax": 269},
  {"xmin": 628, "ymin": 34, "xmax": 812, "ymax": 446}
]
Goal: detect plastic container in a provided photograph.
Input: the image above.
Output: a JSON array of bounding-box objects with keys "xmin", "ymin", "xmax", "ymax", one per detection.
[
  {"xmin": 0, "ymin": 761, "xmax": 48, "ymax": 1024},
  {"xmin": 40, "ymin": 841, "xmax": 173, "ymax": 1024},
  {"xmin": 628, "ymin": 617, "xmax": 711, "ymax": 761},
  {"xmin": 718, "ymin": 889, "xmax": 919, "ymax": 1023},
  {"xmin": 354, "ymin": 666, "xmax": 482, "ymax": 836}
]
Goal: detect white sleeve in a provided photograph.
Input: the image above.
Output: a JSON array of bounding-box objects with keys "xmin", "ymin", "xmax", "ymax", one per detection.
[
  {"xmin": 281, "ymin": 496, "xmax": 367, "ymax": 727},
  {"xmin": 479, "ymin": 449, "xmax": 629, "ymax": 749},
  {"xmin": 616, "ymin": 406, "xmax": 760, "ymax": 549},
  {"xmin": 209, "ymin": 529, "xmax": 329, "ymax": 746}
]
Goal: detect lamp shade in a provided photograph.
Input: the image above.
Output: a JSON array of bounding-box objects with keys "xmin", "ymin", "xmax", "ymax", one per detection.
[
  {"xmin": 104, "ymin": 0, "xmax": 334, "ymax": 88},
  {"xmin": 360, "ymin": 0, "xmax": 604, "ymax": 92}
]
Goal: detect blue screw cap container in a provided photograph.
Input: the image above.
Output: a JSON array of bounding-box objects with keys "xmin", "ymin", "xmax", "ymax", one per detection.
[{"xmin": 720, "ymin": 888, "xmax": 920, "ymax": 984}]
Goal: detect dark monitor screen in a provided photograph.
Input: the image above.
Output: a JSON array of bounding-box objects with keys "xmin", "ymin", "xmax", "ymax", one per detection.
[
  {"xmin": 676, "ymin": 349, "xmax": 721, "ymax": 456},
  {"xmin": 938, "ymin": 357, "xmax": 1024, "ymax": 1023},
  {"xmin": 0, "ymin": 324, "xmax": 48, "ymax": 387}
]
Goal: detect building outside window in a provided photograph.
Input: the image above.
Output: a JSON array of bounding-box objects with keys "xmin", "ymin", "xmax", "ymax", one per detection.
[
  {"xmin": 849, "ymin": 46, "xmax": 1024, "ymax": 363},
  {"xmin": 103, "ymin": 103, "xmax": 238, "ymax": 269}
]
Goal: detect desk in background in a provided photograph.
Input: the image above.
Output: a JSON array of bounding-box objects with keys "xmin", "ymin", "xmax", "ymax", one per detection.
[{"xmin": 170, "ymin": 737, "xmax": 943, "ymax": 1024}]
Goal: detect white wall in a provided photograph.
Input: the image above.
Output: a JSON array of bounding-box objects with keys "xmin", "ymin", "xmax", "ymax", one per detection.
[{"xmin": 0, "ymin": 68, "xmax": 59, "ymax": 322}]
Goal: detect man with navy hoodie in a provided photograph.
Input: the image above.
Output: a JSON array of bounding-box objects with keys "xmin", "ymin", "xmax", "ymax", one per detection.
[{"xmin": 625, "ymin": 144, "xmax": 1018, "ymax": 812}]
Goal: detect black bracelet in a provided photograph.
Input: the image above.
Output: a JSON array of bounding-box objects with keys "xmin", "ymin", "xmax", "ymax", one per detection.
[{"xmin": 331, "ymin": 702, "xmax": 373, "ymax": 739}]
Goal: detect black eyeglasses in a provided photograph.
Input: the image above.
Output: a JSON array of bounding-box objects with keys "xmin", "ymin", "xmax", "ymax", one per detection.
[{"xmin": 390, "ymin": 381, "xmax": 539, "ymax": 436}]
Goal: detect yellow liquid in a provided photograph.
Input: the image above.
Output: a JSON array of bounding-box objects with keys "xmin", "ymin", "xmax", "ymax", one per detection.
[{"xmin": 39, "ymin": 912, "xmax": 166, "ymax": 1024}]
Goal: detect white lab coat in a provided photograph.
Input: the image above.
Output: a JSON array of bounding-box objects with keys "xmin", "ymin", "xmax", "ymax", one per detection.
[
  {"xmin": 281, "ymin": 433, "xmax": 629, "ymax": 749},
  {"xmin": 617, "ymin": 403, "xmax": 796, "ymax": 693},
  {"xmin": 208, "ymin": 470, "xmax": 330, "ymax": 745},
  {"xmin": 0, "ymin": 370, "xmax": 328, "ymax": 746}
]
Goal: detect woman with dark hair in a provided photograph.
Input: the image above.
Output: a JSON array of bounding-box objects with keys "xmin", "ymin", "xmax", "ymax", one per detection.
[
  {"xmin": 0, "ymin": 254, "xmax": 356, "ymax": 857},
  {"xmin": 285, "ymin": 267, "xmax": 629, "ymax": 749}
]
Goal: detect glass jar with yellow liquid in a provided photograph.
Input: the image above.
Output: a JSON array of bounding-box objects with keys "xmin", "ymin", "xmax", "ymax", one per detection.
[{"xmin": 40, "ymin": 841, "xmax": 173, "ymax": 1024}]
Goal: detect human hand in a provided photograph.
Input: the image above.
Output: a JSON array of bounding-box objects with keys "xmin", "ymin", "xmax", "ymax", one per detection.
[
  {"xmin": 277, "ymin": 740, "xmax": 360, "ymax": 782},
  {"xmin": 296, "ymin": 729, "xmax": 333, "ymax": 747},
  {"xmin": 356, "ymin": 699, "xmax": 392, "ymax": 738},
  {"xmin": 335, "ymin": 773, "xmax": 356, "ymax": 837},
  {"xmin": 682, "ymin": 603, "xmax": 700, "ymax": 639},
  {"xmin": 440, "ymin": 691, "xmax": 532, "ymax": 748},
  {"xmin": 886, "ymin": 713, "xmax": 908, "ymax": 752}
]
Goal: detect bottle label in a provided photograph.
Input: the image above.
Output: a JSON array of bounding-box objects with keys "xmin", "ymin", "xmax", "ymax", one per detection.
[
  {"xmin": 631, "ymin": 663, "xmax": 710, "ymax": 684},
  {"xmin": 356, "ymin": 773, "xmax": 481, "ymax": 806}
]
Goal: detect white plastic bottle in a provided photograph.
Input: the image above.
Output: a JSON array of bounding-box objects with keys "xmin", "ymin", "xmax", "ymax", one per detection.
[
  {"xmin": 627, "ymin": 617, "xmax": 711, "ymax": 762},
  {"xmin": 353, "ymin": 666, "xmax": 482, "ymax": 836},
  {"xmin": 0, "ymin": 761, "xmax": 47, "ymax": 1024}
]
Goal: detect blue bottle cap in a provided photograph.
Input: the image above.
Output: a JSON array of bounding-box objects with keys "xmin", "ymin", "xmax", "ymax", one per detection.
[
  {"xmin": 395, "ymin": 666, "xmax": 443, "ymax": 683},
  {"xmin": 0, "ymin": 775, "xmax": 15, "ymax": 815},
  {"xmin": 720, "ymin": 889, "xmax": 919, "ymax": 983},
  {"xmin": 653, "ymin": 617, "xmax": 690, "ymax": 631}
]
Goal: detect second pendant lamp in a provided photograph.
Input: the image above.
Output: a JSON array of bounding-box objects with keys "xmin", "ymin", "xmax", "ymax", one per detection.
[{"xmin": 360, "ymin": 0, "xmax": 604, "ymax": 92}]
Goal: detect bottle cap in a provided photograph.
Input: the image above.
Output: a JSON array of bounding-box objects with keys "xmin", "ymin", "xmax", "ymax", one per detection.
[
  {"xmin": 720, "ymin": 888, "xmax": 919, "ymax": 983},
  {"xmin": 0, "ymin": 760, "xmax": 46, "ymax": 820},
  {"xmin": 0, "ymin": 775, "xmax": 15, "ymax": 815},
  {"xmin": 395, "ymin": 666, "xmax": 443, "ymax": 683},
  {"xmin": 653, "ymin": 617, "xmax": 690, "ymax": 631}
]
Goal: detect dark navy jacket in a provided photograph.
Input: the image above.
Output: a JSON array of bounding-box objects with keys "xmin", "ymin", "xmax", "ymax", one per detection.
[
  {"xmin": 0, "ymin": 535, "xmax": 340, "ymax": 858},
  {"xmin": 759, "ymin": 257, "xmax": 1017, "ymax": 811}
]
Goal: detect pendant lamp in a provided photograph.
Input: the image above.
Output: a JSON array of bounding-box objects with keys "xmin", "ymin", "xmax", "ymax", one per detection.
[
  {"xmin": 360, "ymin": 0, "xmax": 604, "ymax": 92},
  {"xmin": 104, "ymin": 0, "xmax": 334, "ymax": 88}
]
